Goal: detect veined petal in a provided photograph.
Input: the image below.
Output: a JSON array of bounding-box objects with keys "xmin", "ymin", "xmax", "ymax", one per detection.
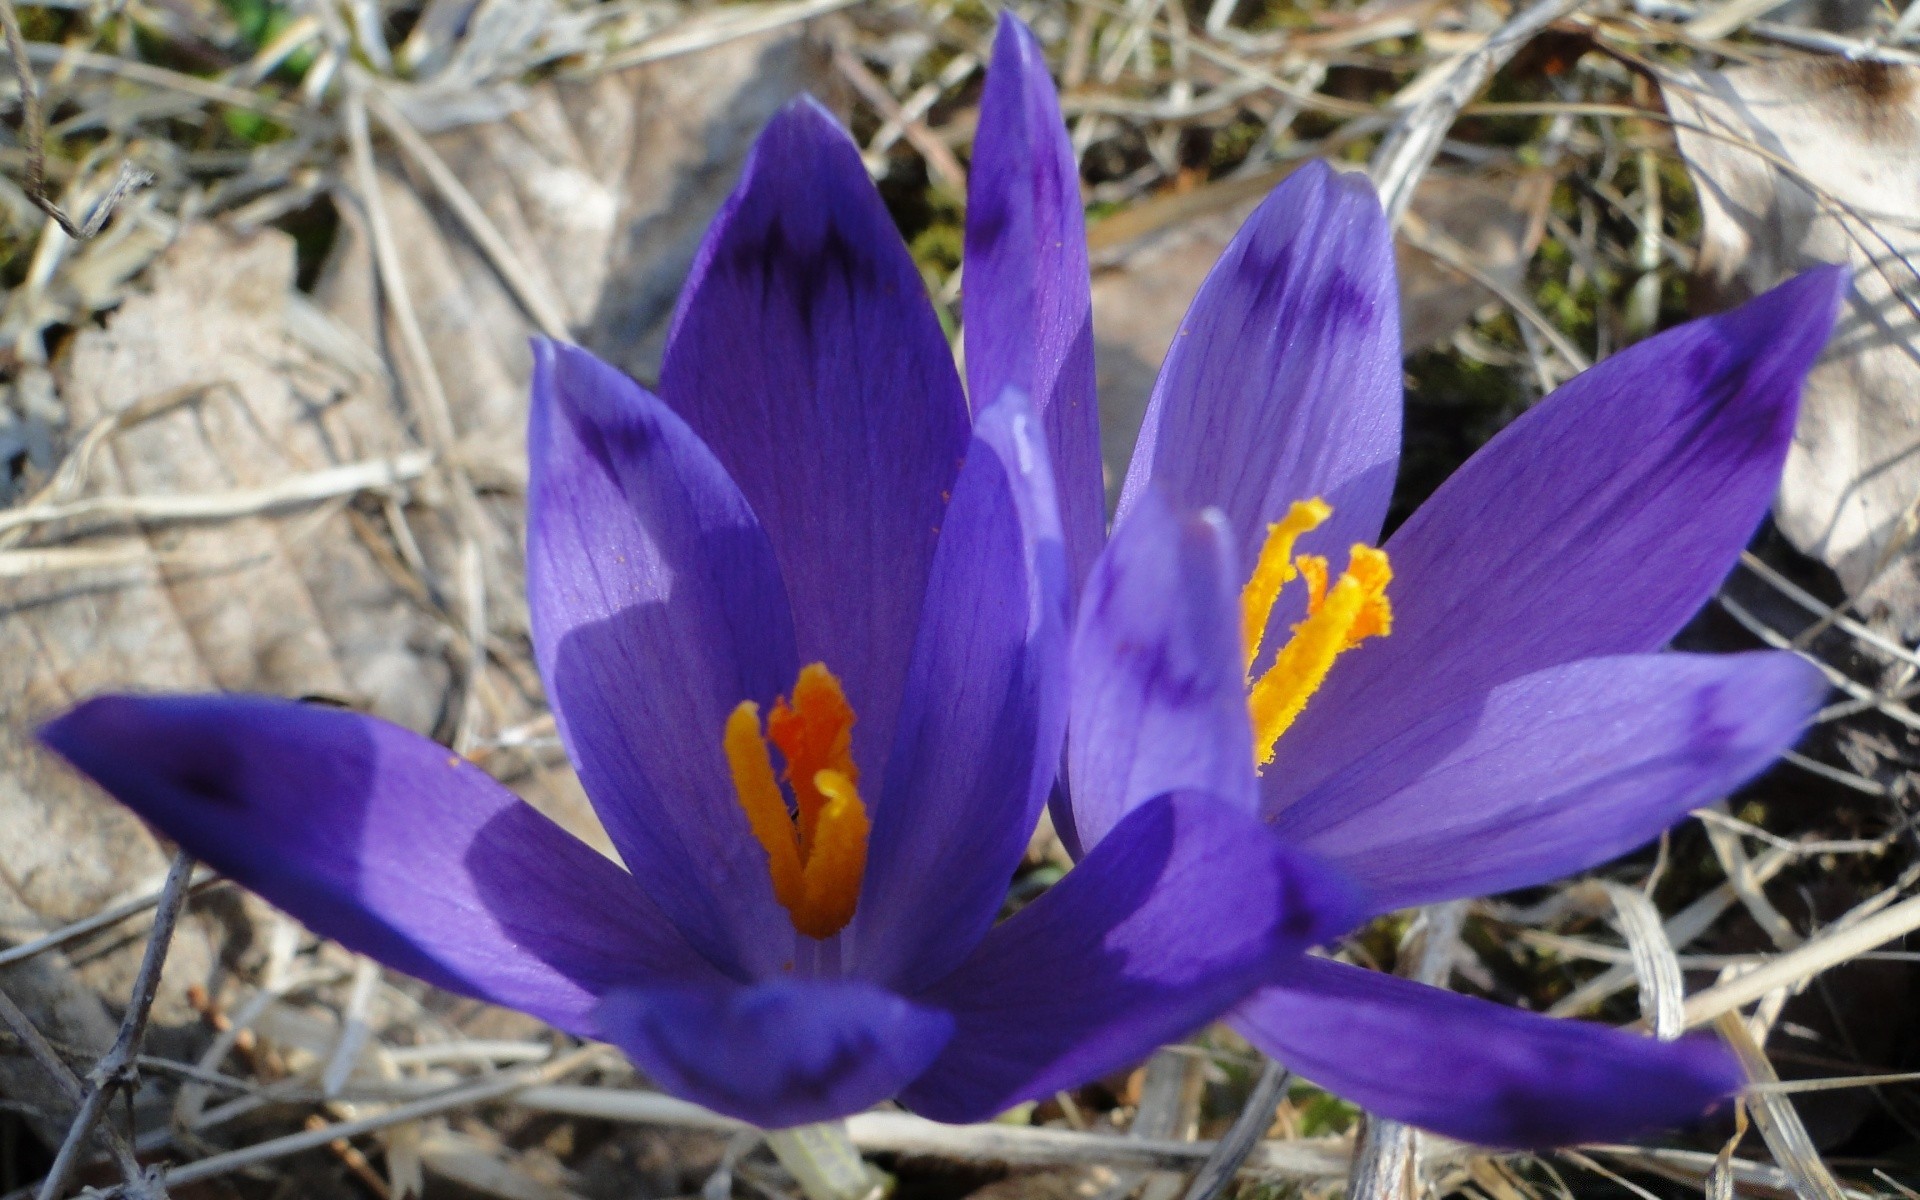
[
  {"xmin": 661, "ymin": 96, "xmax": 972, "ymax": 783},
  {"xmin": 1269, "ymin": 267, "xmax": 1847, "ymax": 808},
  {"xmin": 854, "ymin": 390, "xmax": 1069, "ymax": 991},
  {"xmin": 966, "ymin": 13, "xmax": 1103, "ymax": 596},
  {"xmin": 1067, "ymin": 490, "xmax": 1256, "ymax": 850},
  {"xmin": 40, "ymin": 695, "xmax": 721, "ymax": 1037},
  {"xmin": 1115, "ymin": 161, "xmax": 1401, "ymax": 606},
  {"xmin": 1272, "ymin": 652, "xmax": 1824, "ymax": 913},
  {"xmin": 1235, "ymin": 958, "xmax": 1741, "ymax": 1148},
  {"xmin": 528, "ymin": 340, "xmax": 798, "ymax": 979},
  {"xmin": 596, "ymin": 978, "xmax": 954, "ymax": 1128},
  {"xmin": 898, "ymin": 793, "xmax": 1363, "ymax": 1124}
]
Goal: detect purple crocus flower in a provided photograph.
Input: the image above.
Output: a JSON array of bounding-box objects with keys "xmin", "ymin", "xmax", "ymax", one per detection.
[
  {"xmin": 39, "ymin": 96, "xmax": 1364, "ymax": 1130},
  {"xmin": 967, "ymin": 13, "xmax": 1844, "ymax": 1147}
]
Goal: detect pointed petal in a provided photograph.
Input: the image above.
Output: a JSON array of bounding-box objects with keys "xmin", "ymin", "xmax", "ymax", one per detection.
[
  {"xmin": 897, "ymin": 792, "xmax": 1363, "ymax": 1124},
  {"xmin": 1269, "ymin": 268, "xmax": 1847, "ymax": 807},
  {"xmin": 1235, "ymin": 958, "xmax": 1741, "ymax": 1148},
  {"xmin": 855, "ymin": 390, "xmax": 1070, "ymax": 991},
  {"xmin": 1115, "ymin": 162, "xmax": 1402, "ymax": 593},
  {"xmin": 527, "ymin": 340, "xmax": 798, "ymax": 978},
  {"xmin": 966, "ymin": 13, "xmax": 1103, "ymax": 596},
  {"xmin": 1273, "ymin": 652, "xmax": 1823, "ymax": 912},
  {"xmin": 1067, "ymin": 491, "xmax": 1256, "ymax": 849},
  {"xmin": 661, "ymin": 97, "xmax": 972, "ymax": 780},
  {"xmin": 597, "ymin": 978, "xmax": 954, "ymax": 1127},
  {"xmin": 40, "ymin": 695, "xmax": 721, "ymax": 1036}
]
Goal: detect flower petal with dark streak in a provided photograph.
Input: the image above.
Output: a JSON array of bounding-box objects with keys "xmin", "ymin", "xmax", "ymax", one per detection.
[
  {"xmin": 1115, "ymin": 160, "xmax": 1402, "ymax": 626},
  {"xmin": 596, "ymin": 978, "xmax": 954, "ymax": 1129},
  {"xmin": 1272, "ymin": 651, "xmax": 1826, "ymax": 913},
  {"xmin": 40, "ymin": 695, "xmax": 720, "ymax": 1037},
  {"xmin": 528, "ymin": 340, "xmax": 798, "ymax": 979},
  {"xmin": 855, "ymin": 390, "xmax": 1070, "ymax": 992},
  {"xmin": 662, "ymin": 96, "xmax": 972, "ymax": 783},
  {"xmin": 966, "ymin": 13, "xmax": 1103, "ymax": 596},
  {"xmin": 1267, "ymin": 267, "xmax": 1848, "ymax": 811},
  {"xmin": 898, "ymin": 792, "xmax": 1364, "ymax": 1124},
  {"xmin": 1235, "ymin": 957, "xmax": 1742, "ymax": 1148},
  {"xmin": 1067, "ymin": 489, "xmax": 1255, "ymax": 849}
]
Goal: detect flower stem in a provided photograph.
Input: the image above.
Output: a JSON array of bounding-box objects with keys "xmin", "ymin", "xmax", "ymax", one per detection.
[{"xmin": 765, "ymin": 1122, "xmax": 889, "ymax": 1200}]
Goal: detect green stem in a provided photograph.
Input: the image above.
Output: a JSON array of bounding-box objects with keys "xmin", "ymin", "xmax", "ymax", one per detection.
[{"xmin": 764, "ymin": 1122, "xmax": 889, "ymax": 1200}]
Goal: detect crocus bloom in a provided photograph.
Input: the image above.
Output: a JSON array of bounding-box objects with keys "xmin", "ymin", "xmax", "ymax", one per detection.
[
  {"xmin": 967, "ymin": 13, "xmax": 1843, "ymax": 1147},
  {"xmin": 40, "ymin": 96, "xmax": 1364, "ymax": 1130}
]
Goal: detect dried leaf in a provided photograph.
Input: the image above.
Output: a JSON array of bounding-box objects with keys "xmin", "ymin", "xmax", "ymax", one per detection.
[{"xmin": 1666, "ymin": 61, "xmax": 1920, "ymax": 633}]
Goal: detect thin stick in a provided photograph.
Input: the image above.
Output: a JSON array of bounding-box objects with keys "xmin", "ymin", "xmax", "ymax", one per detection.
[
  {"xmin": 0, "ymin": 868, "xmax": 220, "ymax": 969},
  {"xmin": 150, "ymin": 1048, "xmax": 601, "ymax": 1188},
  {"xmin": 1683, "ymin": 892, "xmax": 1920, "ymax": 1027},
  {"xmin": 0, "ymin": 986, "xmax": 147, "ymax": 1188},
  {"xmin": 35, "ymin": 852, "xmax": 194, "ymax": 1200},
  {"xmin": 1369, "ymin": 0, "xmax": 1582, "ymax": 225},
  {"xmin": 1179, "ymin": 1060, "xmax": 1290, "ymax": 1200},
  {"xmin": 0, "ymin": 0, "xmax": 152, "ymax": 240}
]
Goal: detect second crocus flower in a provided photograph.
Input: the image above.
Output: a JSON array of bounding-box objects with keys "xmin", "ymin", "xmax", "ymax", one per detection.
[{"xmin": 968, "ymin": 12, "xmax": 1844, "ymax": 1147}]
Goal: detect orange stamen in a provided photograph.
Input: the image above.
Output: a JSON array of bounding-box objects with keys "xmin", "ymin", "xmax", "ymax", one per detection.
[{"xmin": 725, "ymin": 664, "xmax": 870, "ymax": 939}]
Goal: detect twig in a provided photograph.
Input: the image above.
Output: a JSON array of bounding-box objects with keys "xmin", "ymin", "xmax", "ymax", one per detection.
[
  {"xmin": 34, "ymin": 852, "xmax": 193, "ymax": 1200},
  {"xmin": 0, "ymin": 985, "xmax": 147, "ymax": 1189},
  {"xmin": 0, "ymin": 0, "xmax": 152, "ymax": 239},
  {"xmin": 0, "ymin": 451, "xmax": 433, "ymax": 538},
  {"xmin": 1683, "ymin": 892, "xmax": 1920, "ymax": 1027},
  {"xmin": 1369, "ymin": 0, "xmax": 1582, "ymax": 225},
  {"xmin": 147, "ymin": 1047, "xmax": 602, "ymax": 1189},
  {"xmin": 1179, "ymin": 1060, "xmax": 1290, "ymax": 1200},
  {"xmin": 0, "ymin": 867, "xmax": 220, "ymax": 969}
]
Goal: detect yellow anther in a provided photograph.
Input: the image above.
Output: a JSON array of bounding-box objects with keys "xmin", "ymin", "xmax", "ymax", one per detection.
[
  {"xmin": 1240, "ymin": 498, "xmax": 1331, "ymax": 672},
  {"xmin": 1247, "ymin": 543, "xmax": 1393, "ymax": 765},
  {"xmin": 1239, "ymin": 500, "xmax": 1393, "ymax": 770},
  {"xmin": 724, "ymin": 664, "xmax": 870, "ymax": 939}
]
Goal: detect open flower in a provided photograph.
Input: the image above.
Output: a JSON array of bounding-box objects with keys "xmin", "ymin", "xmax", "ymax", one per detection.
[
  {"xmin": 969, "ymin": 13, "xmax": 1844, "ymax": 1147},
  {"xmin": 40, "ymin": 97, "xmax": 1363, "ymax": 1130}
]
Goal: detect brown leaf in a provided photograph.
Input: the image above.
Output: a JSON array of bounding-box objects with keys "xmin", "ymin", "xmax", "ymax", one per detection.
[{"xmin": 1666, "ymin": 61, "xmax": 1920, "ymax": 634}]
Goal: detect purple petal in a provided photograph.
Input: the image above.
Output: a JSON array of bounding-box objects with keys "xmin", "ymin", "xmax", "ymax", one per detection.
[
  {"xmin": 854, "ymin": 390, "xmax": 1069, "ymax": 992},
  {"xmin": 661, "ymin": 97, "xmax": 972, "ymax": 780},
  {"xmin": 1235, "ymin": 958, "xmax": 1741, "ymax": 1147},
  {"xmin": 596, "ymin": 978, "xmax": 954, "ymax": 1127},
  {"xmin": 1268, "ymin": 267, "xmax": 1847, "ymax": 807},
  {"xmin": 1114, "ymin": 161, "xmax": 1401, "ymax": 599},
  {"xmin": 40, "ymin": 695, "xmax": 721, "ymax": 1037},
  {"xmin": 1273, "ymin": 651, "xmax": 1823, "ymax": 912},
  {"xmin": 527, "ymin": 340, "xmax": 798, "ymax": 979},
  {"xmin": 897, "ymin": 792, "xmax": 1363, "ymax": 1124},
  {"xmin": 966, "ymin": 13, "xmax": 1103, "ymax": 596},
  {"xmin": 1067, "ymin": 490, "xmax": 1256, "ymax": 849}
]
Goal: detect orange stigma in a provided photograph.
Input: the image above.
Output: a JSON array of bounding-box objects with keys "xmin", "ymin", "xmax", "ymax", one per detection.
[
  {"xmin": 1240, "ymin": 500, "xmax": 1393, "ymax": 770},
  {"xmin": 724, "ymin": 664, "xmax": 870, "ymax": 939}
]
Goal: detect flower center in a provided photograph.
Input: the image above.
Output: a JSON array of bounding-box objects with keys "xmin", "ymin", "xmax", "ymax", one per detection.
[
  {"xmin": 1239, "ymin": 498, "xmax": 1393, "ymax": 770},
  {"xmin": 724, "ymin": 663, "xmax": 871, "ymax": 939}
]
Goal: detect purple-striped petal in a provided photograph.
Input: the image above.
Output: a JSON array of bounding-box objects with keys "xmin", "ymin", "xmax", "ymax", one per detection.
[
  {"xmin": 1114, "ymin": 161, "xmax": 1401, "ymax": 607},
  {"xmin": 898, "ymin": 792, "xmax": 1363, "ymax": 1124},
  {"xmin": 1067, "ymin": 490, "xmax": 1256, "ymax": 849},
  {"xmin": 661, "ymin": 97, "xmax": 972, "ymax": 782},
  {"xmin": 854, "ymin": 390, "xmax": 1069, "ymax": 992},
  {"xmin": 597, "ymin": 978, "xmax": 954, "ymax": 1127},
  {"xmin": 966, "ymin": 13, "xmax": 1103, "ymax": 596},
  {"xmin": 527, "ymin": 340, "xmax": 797, "ymax": 979},
  {"xmin": 40, "ymin": 695, "xmax": 721, "ymax": 1037},
  {"xmin": 1235, "ymin": 958, "xmax": 1741, "ymax": 1148},
  {"xmin": 1272, "ymin": 651, "xmax": 1825, "ymax": 913},
  {"xmin": 1268, "ymin": 267, "xmax": 1847, "ymax": 808}
]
